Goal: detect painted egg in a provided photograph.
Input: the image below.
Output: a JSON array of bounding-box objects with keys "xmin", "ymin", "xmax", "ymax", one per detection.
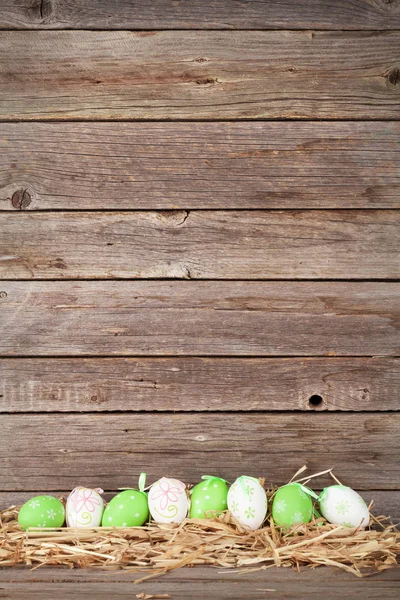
[
  {"xmin": 66, "ymin": 487, "xmax": 104, "ymax": 528},
  {"xmin": 228, "ymin": 476, "xmax": 267, "ymax": 530},
  {"xmin": 319, "ymin": 485, "xmax": 369, "ymax": 528},
  {"xmin": 272, "ymin": 483, "xmax": 313, "ymax": 527},
  {"xmin": 189, "ymin": 476, "xmax": 228, "ymax": 519},
  {"xmin": 18, "ymin": 495, "xmax": 65, "ymax": 530},
  {"xmin": 101, "ymin": 489, "xmax": 149, "ymax": 527},
  {"xmin": 148, "ymin": 477, "xmax": 188, "ymax": 524}
]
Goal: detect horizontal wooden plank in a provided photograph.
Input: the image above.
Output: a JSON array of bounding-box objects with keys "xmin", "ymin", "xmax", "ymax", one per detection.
[
  {"xmin": 1, "ymin": 0, "xmax": 400, "ymax": 30},
  {"xmin": 2, "ymin": 122, "xmax": 399, "ymax": 210},
  {"xmin": 0, "ymin": 282, "xmax": 398, "ymax": 356},
  {"xmin": 1, "ymin": 413, "xmax": 399, "ymax": 490},
  {"xmin": 1, "ymin": 566, "xmax": 400, "ymax": 600},
  {"xmin": 1, "ymin": 31, "xmax": 399, "ymax": 120},
  {"xmin": 1, "ymin": 211, "xmax": 399, "ymax": 280},
  {"xmin": 2, "ymin": 490, "xmax": 399, "ymax": 520},
  {"xmin": 1, "ymin": 357, "xmax": 399, "ymax": 412}
]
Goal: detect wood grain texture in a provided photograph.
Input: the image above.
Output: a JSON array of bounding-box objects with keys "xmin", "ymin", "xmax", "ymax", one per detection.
[
  {"xmin": 1, "ymin": 281, "xmax": 398, "ymax": 357},
  {"xmin": 1, "ymin": 31, "xmax": 399, "ymax": 120},
  {"xmin": 1, "ymin": 0, "xmax": 399, "ymax": 30},
  {"xmin": 1, "ymin": 210, "xmax": 399, "ymax": 280},
  {"xmin": 1, "ymin": 413, "xmax": 399, "ymax": 490},
  {"xmin": 2, "ymin": 490, "xmax": 398, "ymax": 519},
  {"xmin": 1, "ymin": 357, "xmax": 399, "ymax": 412},
  {"xmin": 2, "ymin": 121, "xmax": 399, "ymax": 210},
  {"xmin": 1, "ymin": 566, "xmax": 399, "ymax": 600}
]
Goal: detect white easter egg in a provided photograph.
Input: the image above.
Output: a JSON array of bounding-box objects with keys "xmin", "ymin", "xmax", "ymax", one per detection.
[
  {"xmin": 148, "ymin": 477, "xmax": 188, "ymax": 524},
  {"xmin": 228, "ymin": 476, "xmax": 267, "ymax": 530},
  {"xmin": 319, "ymin": 485, "xmax": 369, "ymax": 528},
  {"xmin": 66, "ymin": 487, "xmax": 104, "ymax": 528}
]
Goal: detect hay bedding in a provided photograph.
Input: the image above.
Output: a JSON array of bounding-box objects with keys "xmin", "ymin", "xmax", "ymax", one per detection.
[{"xmin": 0, "ymin": 479, "xmax": 399, "ymax": 582}]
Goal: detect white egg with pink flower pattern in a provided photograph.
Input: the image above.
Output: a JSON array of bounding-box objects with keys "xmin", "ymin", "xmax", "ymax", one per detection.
[
  {"xmin": 148, "ymin": 477, "xmax": 188, "ymax": 523},
  {"xmin": 66, "ymin": 487, "xmax": 104, "ymax": 528}
]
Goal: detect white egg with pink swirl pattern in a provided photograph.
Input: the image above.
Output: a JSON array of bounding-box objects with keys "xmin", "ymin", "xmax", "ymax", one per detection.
[
  {"xmin": 148, "ymin": 477, "xmax": 189, "ymax": 524},
  {"xmin": 66, "ymin": 487, "xmax": 104, "ymax": 528}
]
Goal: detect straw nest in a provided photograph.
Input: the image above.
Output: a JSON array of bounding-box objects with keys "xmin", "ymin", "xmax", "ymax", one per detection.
[{"xmin": 1, "ymin": 491, "xmax": 399, "ymax": 582}]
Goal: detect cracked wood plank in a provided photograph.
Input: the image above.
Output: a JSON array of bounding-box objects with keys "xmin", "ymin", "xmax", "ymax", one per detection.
[
  {"xmin": 0, "ymin": 31, "xmax": 399, "ymax": 120},
  {"xmin": 1, "ymin": 357, "xmax": 399, "ymax": 412},
  {"xmin": 1, "ymin": 0, "xmax": 399, "ymax": 30},
  {"xmin": 1, "ymin": 122, "xmax": 399, "ymax": 210},
  {"xmin": 0, "ymin": 281, "xmax": 398, "ymax": 356},
  {"xmin": 1, "ymin": 412, "xmax": 399, "ymax": 489},
  {"xmin": 1, "ymin": 210, "xmax": 399, "ymax": 279}
]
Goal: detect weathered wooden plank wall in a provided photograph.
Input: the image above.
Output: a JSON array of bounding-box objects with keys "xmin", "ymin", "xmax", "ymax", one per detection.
[{"xmin": 0, "ymin": 0, "xmax": 399, "ymax": 595}]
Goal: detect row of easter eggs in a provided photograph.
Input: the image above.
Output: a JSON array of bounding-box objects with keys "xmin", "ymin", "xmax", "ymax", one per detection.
[{"xmin": 17, "ymin": 474, "xmax": 370, "ymax": 531}]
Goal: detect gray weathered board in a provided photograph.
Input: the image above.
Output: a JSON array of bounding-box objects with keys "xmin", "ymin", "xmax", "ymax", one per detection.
[
  {"xmin": 1, "ymin": 0, "xmax": 400, "ymax": 30},
  {"xmin": 1, "ymin": 122, "xmax": 399, "ymax": 210},
  {"xmin": 1, "ymin": 413, "xmax": 399, "ymax": 490},
  {"xmin": 1, "ymin": 357, "xmax": 398, "ymax": 412},
  {"xmin": 1, "ymin": 211, "xmax": 399, "ymax": 279},
  {"xmin": 0, "ymin": 0, "xmax": 399, "ymax": 595},
  {"xmin": 1, "ymin": 282, "xmax": 398, "ymax": 356},
  {"xmin": 0, "ymin": 31, "xmax": 399, "ymax": 120},
  {"xmin": 0, "ymin": 566, "xmax": 399, "ymax": 600}
]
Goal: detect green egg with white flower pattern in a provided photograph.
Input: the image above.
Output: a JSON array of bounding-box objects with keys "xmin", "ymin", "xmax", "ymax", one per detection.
[
  {"xmin": 189, "ymin": 476, "xmax": 228, "ymax": 519},
  {"xmin": 102, "ymin": 490, "xmax": 149, "ymax": 527},
  {"xmin": 272, "ymin": 483, "xmax": 313, "ymax": 527},
  {"xmin": 18, "ymin": 495, "xmax": 65, "ymax": 530}
]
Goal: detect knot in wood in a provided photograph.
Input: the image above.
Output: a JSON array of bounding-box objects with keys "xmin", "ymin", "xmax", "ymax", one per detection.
[
  {"xmin": 11, "ymin": 189, "xmax": 31, "ymax": 210},
  {"xmin": 195, "ymin": 77, "xmax": 217, "ymax": 85},
  {"xmin": 386, "ymin": 67, "xmax": 399, "ymax": 87}
]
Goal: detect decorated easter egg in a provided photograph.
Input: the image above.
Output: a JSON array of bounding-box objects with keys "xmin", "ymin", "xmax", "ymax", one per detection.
[
  {"xmin": 189, "ymin": 476, "xmax": 229, "ymax": 519},
  {"xmin": 148, "ymin": 477, "xmax": 188, "ymax": 524},
  {"xmin": 228, "ymin": 476, "xmax": 267, "ymax": 530},
  {"xmin": 272, "ymin": 483, "xmax": 314, "ymax": 527},
  {"xmin": 319, "ymin": 485, "xmax": 369, "ymax": 528},
  {"xmin": 102, "ymin": 489, "xmax": 149, "ymax": 527},
  {"xmin": 66, "ymin": 487, "xmax": 104, "ymax": 528},
  {"xmin": 18, "ymin": 495, "xmax": 65, "ymax": 530}
]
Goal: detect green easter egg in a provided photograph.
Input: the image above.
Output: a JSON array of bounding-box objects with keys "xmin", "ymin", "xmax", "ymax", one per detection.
[
  {"xmin": 18, "ymin": 495, "xmax": 65, "ymax": 530},
  {"xmin": 189, "ymin": 476, "xmax": 228, "ymax": 519},
  {"xmin": 102, "ymin": 490, "xmax": 149, "ymax": 527},
  {"xmin": 272, "ymin": 483, "xmax": 313, "ymax": 527}
]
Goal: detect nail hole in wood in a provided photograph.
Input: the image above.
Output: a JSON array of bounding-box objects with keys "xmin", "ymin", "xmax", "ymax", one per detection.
[{"xmin": 308, "ymin": 394, "xmax": 324, "ymax": 409}]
